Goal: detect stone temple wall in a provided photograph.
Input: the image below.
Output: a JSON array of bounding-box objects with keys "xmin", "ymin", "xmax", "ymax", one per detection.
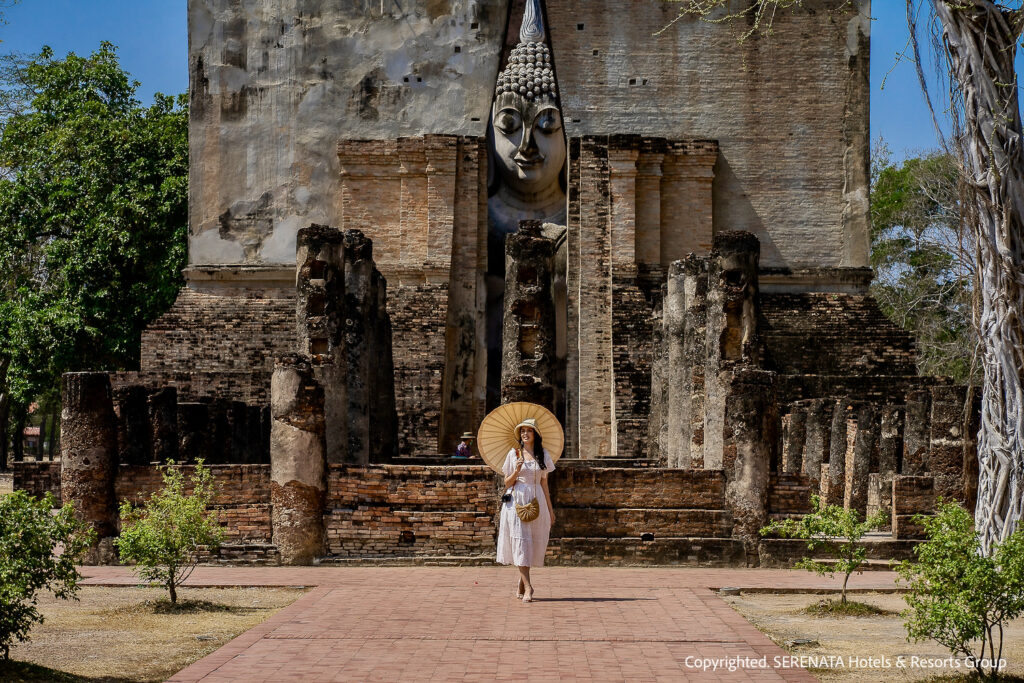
[{"xmin": 187, "ymin": 0, "xmax": 868, "ymax": 273}]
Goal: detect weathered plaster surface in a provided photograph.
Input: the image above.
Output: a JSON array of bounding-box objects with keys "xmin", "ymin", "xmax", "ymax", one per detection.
[{"xmin": 188, "ymin": 0, "xmax": 870, "ymax": 271}]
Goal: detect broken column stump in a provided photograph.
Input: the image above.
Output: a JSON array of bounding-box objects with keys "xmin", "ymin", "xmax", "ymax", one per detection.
[
  {"xmin": 270, "ymin": 355, "xmax": 327, "ymax": 565},
  {"xmin": 60, "ymin": 372, "xmax": 118, "ymax": 565}
]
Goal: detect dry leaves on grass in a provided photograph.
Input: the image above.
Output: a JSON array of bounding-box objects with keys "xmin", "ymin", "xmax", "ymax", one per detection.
[{"xmin": 1, "ymin": 585, "xmax": 306, "ymax": 682}]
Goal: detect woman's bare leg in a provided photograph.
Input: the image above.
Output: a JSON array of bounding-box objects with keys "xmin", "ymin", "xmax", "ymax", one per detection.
[{"xmin": 518, "ymin": 566, "xmax": 533, "ymax": 601}]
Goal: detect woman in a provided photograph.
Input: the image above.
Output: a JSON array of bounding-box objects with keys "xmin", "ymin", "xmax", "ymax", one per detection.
[{"xmin": 496, "ymin": 417, "xmax": 555, "ymax": 603}]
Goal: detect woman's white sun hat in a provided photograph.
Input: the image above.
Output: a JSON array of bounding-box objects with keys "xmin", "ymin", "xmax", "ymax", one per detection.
[{"xmin": 476, "ymin": 401, "xmax": 564, "ymax": 474}]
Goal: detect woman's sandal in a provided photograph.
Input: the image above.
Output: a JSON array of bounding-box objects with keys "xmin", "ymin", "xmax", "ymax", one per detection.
[
  {"xmin": 522, "ymin": 588, "xmax": 534, "ymax": 603},
  {"xmin": 516, "ymin": 581, "xmax": 525, "ymax": 599}
]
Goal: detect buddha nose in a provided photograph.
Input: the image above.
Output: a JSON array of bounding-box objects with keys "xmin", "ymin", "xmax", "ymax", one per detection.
[{"xmin": 516, "ymin": 125, "xmax": 540, "ymax": 161}]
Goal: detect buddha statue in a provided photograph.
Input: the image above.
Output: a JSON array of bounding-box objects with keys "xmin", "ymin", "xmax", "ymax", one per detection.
[{"xmin": 485, "ymin": 0, "xmax": 568, "ymax": 411}]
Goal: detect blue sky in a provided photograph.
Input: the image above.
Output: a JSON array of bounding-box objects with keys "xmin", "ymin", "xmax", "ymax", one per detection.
[{"xmin": 0, "ymin": 1, "xmax": 1009, "ymax": 161}]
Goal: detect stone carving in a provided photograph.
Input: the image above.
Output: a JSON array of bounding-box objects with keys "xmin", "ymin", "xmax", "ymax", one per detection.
[{"xmin": 487, "ymin": 0, "xmax": 567, "ymax": 410}]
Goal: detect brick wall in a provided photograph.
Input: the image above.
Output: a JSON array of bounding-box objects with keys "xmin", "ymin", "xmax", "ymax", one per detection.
[
  {"xmin": 389, "ymin": 284, "xmax": 450, "ymax": 454},
  {"xmin": 325, "ymin": 464, "xmax": 498, "ymax": 557},
  {"xmin": 611, "ymin": 275, "xmax": 658, "ymax": 460},
  {"xmin": 12, "ymin": 462, "xmax": 61, "ymax": 500},
  {"xmin": 767, "ymin": 472, "xmax": 813, "ymax": 518},
  {"xmin": 761, "ymin": 293, "xmax": 917, "ymax": 377}
]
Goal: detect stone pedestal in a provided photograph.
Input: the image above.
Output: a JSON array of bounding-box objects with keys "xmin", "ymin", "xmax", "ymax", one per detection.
[
  {"xmin": 845, "ymin": 404, "xmax": 877, "ymax": 514},
  {"xmin": 803, "ymin": 398, "xmax": 832, "ymax": 495},
  {"xmin": 270, "ymin": 355, "xmax": 327, "ymax": 565},
  {"xmin": 826, "ymin": 397, "xmax": 850, "ymax": 506},
  {"xmin": 60, "ymin": 372, "xmax": 118, "ymax": 564}
]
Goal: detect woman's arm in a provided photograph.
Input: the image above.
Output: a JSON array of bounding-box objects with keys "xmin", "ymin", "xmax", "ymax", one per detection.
[
  {"xmin": 503, "ymin": 451, "xmax": 524, "ymax": 488},
  {"xmin": 541, "ymin": 471, "xmax": 555, "ymax": 524}
]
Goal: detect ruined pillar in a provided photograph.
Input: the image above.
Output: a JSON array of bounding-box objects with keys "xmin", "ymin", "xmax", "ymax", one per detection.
[
  {"xmin": 501, "ymin": 221, "xmax": 556, "ymax": 411},
  {"xmin": 878, "ymin": 405, "xmax": 903, "ymax": 475},
  {"xmin": 803, "ymin": 398, "xmax": 833, "ymax": 494},
  {"xmin": 723, "ymin": 368, "xmax": 776, "ymax": 565},
  {"xmin": 270, "ymin": 355, "xmax": 326, "ymax": 565},
  {"xmin": 663, "ymin": 260, "xmax": 687, "ymax": 467},
  {"xmin": 704, "ymin": 232, "xmax": 760, "ymax": 470},
  {"xmin": 826, "ymin": 397, "xmax": 851, "ymax": 506},
  {"xmin": 344, "ymin": 229, "xmax": 398, "ymax": 463},
  {"xmin": 845, "ymin": 404, "xmax": 878, "ymax": 514},
  {"xmin": 647, "ymin": 295, "xmax": 666, "ymax": 463},
  {"xmin": 782, "ymin": 405, "xmax": 807, "ymax": 474},
  {"xmin": 148, "ymin": 386, "xmax": 178, "ymax": 463},
  {"xmin": 114, "ymin": 384, "xmax": 150, "ymax": 466},
  {"xmin": 929, "ymin": 385, "xmax": 968, "ymax": 478},
  {"xmin": 296, "ymin": 224, "xmax": 347, "ymax": 463},
  {"xmin": 177, "ymin": 402, "xmax": 210, "ymax": 464},
  {"xmin": 903, "ymin": 389, "xmax": 930, "ymax": 474},
  {"xmin": 683, "ymin": 256, "xmax": 710, "ymax": 468},
  {"xmin": 60, "ymin": 372, "xmax": 118, "ymax": 564}
]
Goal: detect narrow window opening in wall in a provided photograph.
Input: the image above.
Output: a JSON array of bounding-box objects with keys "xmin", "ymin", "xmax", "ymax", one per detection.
[
  {"xmin": 400, "ymin": 530, "xmax": 416, "ymax": 544},
  {"xmin": 454, "ymin": 45, "xmax": 461, "ymax": 53},
  {"xmin": 513, "ymin": 300, "xmax": 539, "ymax": 320},
  {"xmin": 723, "ymin": 270, "xmax": 744, "ymax": 287},
  {"xmin": 572, "ymin": 118, "xmax": 581, "ymax": 123},
  {"xmin": 641, "ymin": 532, "xmax": 655, "ymax": 542},
  {"xmin": 629, "ymin": 78, "xmax": 637, "ymax": 85},
  {"xmin": 576, "ymin": 23, "xmax": 584, "ymax": 30},
  {"xmin": 471, "ymin": 21, "xmax": 479, "ymax": 29},
  {"xmin": 416, "ymin": 76, "xmax": 422, "ymax": 83},
  {"xmin": 310, "ymin": 339, "xmax": 329, "ymax": 356},
  {"xmin": 471, "ymin": 117, "xmax": 480, "ymax": 122},
  {"xmin": 721, "ymin": 303, "xmax": 743, "ymax": 360},
  {"xmin": 517, "ymin": 264, "xmax": 539, "ymax": 284},
  {"xmin": 593, "ymin": 49, "xmax": 599, "ymax": 56},
  {"xmin": 642, "ymin": 78, "xmax": 648, "ymax": 86},
  {"xmin": 403, "ymin": 76, "xmax": 409, "ymax": 83}
]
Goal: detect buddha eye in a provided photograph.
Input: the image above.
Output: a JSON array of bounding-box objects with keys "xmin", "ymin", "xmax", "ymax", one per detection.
[
  {"xmin": 495, "ymin": 109, "xmax": 522, "ymax": 135},
  {"xmin": 536, "ymin": 111, "xmax": 561, "ymax": 134}
]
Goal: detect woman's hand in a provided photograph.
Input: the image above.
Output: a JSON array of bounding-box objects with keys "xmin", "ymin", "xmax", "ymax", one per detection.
[{"xmin": 504, "ymin": 453, "xmax": 525, "ymax": 488}]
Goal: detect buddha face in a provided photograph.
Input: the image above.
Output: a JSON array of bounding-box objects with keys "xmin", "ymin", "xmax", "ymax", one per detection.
[{"xmin": 491, "ymin": 93, "xmax": 566, "ymax": 196}]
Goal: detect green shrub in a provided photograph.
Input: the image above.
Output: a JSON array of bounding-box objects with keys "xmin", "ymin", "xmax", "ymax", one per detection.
[
  {"xmin": 761, "ymin": 494, "xmax": 888, "ymax": 604},
  {"xmin": 897, "ymin": 500, "xmax": 1024, "ymax": 679},
  {"xmin": 0, "ymin": 491, "xmax": 94, "ymax": 659},
  {"xmin": 117, "ymin": 461, "xmax": 225, "ymax": 604}
]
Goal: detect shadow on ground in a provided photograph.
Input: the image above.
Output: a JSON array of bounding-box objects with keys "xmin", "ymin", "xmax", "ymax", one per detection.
[{"xmin": 0, "ymin": 659, "xmax": 137, "ymax": 683}]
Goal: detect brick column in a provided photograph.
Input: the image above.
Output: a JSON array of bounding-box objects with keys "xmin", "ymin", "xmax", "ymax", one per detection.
[
  {"xmin": 826, "ymin": 397, "xmax": 851, "ymax": 506},
  {"xmin": 663, "ymin": 260, "xmax": 687, "ymax": 468},
  {"xmin": 575, "ymin": 138, "xmax": 614, "ymax": 458},
  {"xmin": 683, "ymin": 256, "xmax": 710, "ymax": 468},
  {"xmin": 148, "ymin": 387, "xmax": 178, "ymax": 463},
  {"xmin": 114, "ymin": 384, "xmax": 150, "ymax": 466},
  {"xmin": 609, "ymin": 147, "xmax": 639, "ymax": 277},
  {"xmin": 270, "ymin": 355, "xmax": 327, "ymax": 565},
  {"xmin": 845, "ymin": 404, "xmax": 877, "ymax": 514},
  {"xmin": 878, "ymin": 405, "xmax": 903, "ymax": 475},
  {"xmin": 903, "ymin": 389, "xmax": 930, "ymax": 474},
  {"xmin": 783, "ymin": 405, "xmax": 807, "ymax": 474},
  {"xmin": 802, "ymin": 398, "xmax": 832, "ymax": 495},
  {"xmin": 60, "ymin": 372, "xmax": 118, "ymax": 564}
]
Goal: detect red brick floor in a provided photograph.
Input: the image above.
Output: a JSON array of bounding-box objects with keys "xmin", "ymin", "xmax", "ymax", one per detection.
[{"xmin": 78, "ymin": 567, "xmax": 900, "ymax": 682}]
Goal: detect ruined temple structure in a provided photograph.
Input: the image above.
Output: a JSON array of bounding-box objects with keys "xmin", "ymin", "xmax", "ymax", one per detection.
[{"xmin": 29, "ymin": 0, "xmax": 981, "ymax": 566}]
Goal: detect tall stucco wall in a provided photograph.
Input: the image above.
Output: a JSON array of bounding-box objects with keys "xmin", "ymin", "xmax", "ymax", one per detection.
[{"xmin": 187, "ymin": 0, "xmax": 869, "ymax": 271}]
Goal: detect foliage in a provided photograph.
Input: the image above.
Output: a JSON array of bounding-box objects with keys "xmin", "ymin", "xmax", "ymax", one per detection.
[
  {"xmin": 870, "ymin": 144, "xmax": 977, "ymax": 382},
  {"xmin": 761, "ymin": 494, "xmax": 888, "ymax": 604},
  {"xmin": 0, "ymin": 42, "xmax": 187, "ymax": 453},
  {"xmin": 0, "ymin": 491, "xmax": 94, "ymax": 659},
  {"xmin": 897, "ymin": 501, "xmax": 1024, "ymax": 679},
  {"xmin": 117, "ymin": 461, "xmax": 225, "ymax": 605}
]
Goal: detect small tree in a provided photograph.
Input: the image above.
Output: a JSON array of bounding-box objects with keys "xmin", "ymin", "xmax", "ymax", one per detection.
[
  {"xmin": 0, "ymin": 491, "xmax": 94, "ymax": 659},
  {"xmin": 761, "ymin": 494, "xmax": 889, "ymax": 605},
  {"xmin": 117, "ymin": 461, "xmax": 225, "ymax": 604},
  {"xmin": 898, "ymin": 501, "xmax": 1024, "ymax": 679}
]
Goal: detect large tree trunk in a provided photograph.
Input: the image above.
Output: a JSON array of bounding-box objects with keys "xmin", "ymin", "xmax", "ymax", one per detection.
[{"xmin": 934, "ymin": 0, "xmax": 1024, "ymax": 552}]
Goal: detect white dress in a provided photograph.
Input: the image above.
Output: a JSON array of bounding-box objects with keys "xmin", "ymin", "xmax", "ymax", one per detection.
[{"xmin": 496, "ymin": 448, "xmax": 555, "ymax": 567}]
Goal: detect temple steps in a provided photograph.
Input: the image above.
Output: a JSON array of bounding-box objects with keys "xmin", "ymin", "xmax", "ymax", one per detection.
[
  {"xmin": 555, "ymin": 508, "xmax": 733, "ymax": 538},
  {"xmin": 545, "ymin": 537, "xmax": 746, "ymax": 566}
]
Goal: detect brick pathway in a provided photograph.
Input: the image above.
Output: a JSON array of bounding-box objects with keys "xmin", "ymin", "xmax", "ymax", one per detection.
[{"xmin": 79, "ymin": 566, "xmax": 900, "ymax": 682}]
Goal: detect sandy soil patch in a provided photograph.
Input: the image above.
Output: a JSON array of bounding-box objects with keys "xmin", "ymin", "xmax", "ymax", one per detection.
[
  {"xmin": 1, "ymin": 585, "xmax": 305, "ymax": 682},
  {"xmin": 725, "ymin": 591, "xmax": 1024, "ymax": 683}
]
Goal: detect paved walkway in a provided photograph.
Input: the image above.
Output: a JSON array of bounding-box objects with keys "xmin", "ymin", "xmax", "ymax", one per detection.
[{"xmin": 80, "ymin": 566, "xmax": 901, "ymax": 682}]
